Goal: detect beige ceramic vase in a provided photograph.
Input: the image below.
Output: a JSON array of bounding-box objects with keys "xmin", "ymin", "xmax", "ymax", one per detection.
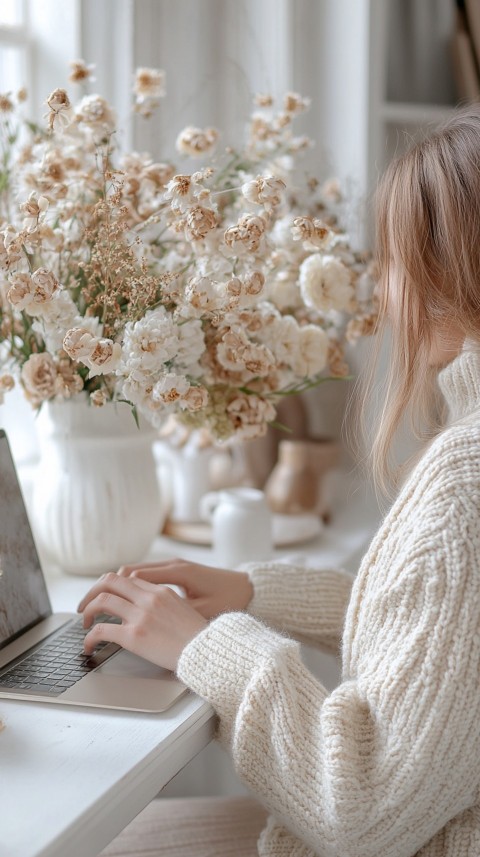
[{"xmin": 264, "ymin": 438, "xmax": 340, "ymax": 522}]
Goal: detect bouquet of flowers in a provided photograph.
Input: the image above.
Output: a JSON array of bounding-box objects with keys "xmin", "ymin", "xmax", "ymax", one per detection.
[{"xmin": 0, "ymin": 63, "xmax": 377, "ymax": 442}]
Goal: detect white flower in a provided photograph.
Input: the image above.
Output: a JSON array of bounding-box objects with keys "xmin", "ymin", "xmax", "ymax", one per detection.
[
  {"xmin": 292, "ymin": 216, "xmax": 331, "ymax": 250},
  {"xmin": 242, "ymin": 175, "xmax": 286, "ymax": 208},
  {"xmin": 75, "ymin": 94, "xmax": 116, "ymax": 135},
  {"xmin": 183, "ymin": 276, "xmax": 226, "ymax": 317},
  {"xmin": 176, "ymin": 318, "xmax": 206, "ymax": 372},
  {"xmin": 180, "ymin": 385, "xmax": 209, "ymax": 411},
  {"xmin": 87, "ymin": 339, "xmax": 122, "ymax": 378},
  {"xmin": 292, "ymin": 325, "xmax": 329, "ymax": 377},
  {"xmin": 184, "ymin": 204, "xmax": 217, "ymax": 241},
  {"xmin": 7, "ymin": 273, "xmax": 34, "ymax": 310},
  {"xmin": 217, "ymin": 330, "xmax": 275, "ymax": 378},
  {"xmin": 30, "ymin": 291, "xmax": 79, "ymax": 350},
  {"xmin": 164, "ymin": 174, "xmax": 196, "ymax": 211},
  {"xmin": 268, "ymin": 271, "xmax": 302, "ymax": 311},
  {"xmin": 121, "ymin": 308, "xmax": 181, "ymax": 375},
  {"xmin": 267, "ymin": 315, "xmax": 300, "ymax": 365},
  {"xmin": 30, "ymin": 268, "xmax": 60, "ymax": 302},
  {"xmin": 299, "ymin": 254, "xmax": 354, "ymax": 313},
  {"xmin": 63, "ymin": 327, "xmax": 97, "ymax": 361},
  {"xmin": 176, "ymin": 126, "xmax": 219, "ymax": 158},
  {"xmin": 226, "ymin": 393, "xmax": 276, "ymax": 440},
  {"xmin": 224, "ymin": 214, "xmax": 267, "ymax": 254},
  {"xmin": 20, "ymin": 192, "xmax": 49, "ymax": 231},
  {"xmin": 152, "ymin": 373, "xmax": 190, "ymax": 404},
  {"xmin": 21, "ymin": 352, "xmax": 58, "ymax": 406},
  {"xmin": 121, "ymin": 375, "xmax": 154, "ymax": 410},
  {"xmin": 8, "ymin": 268, "xmax": 60, "ymax": 313},
  {"xmin": 271, "ymin": 215, "xmax": 297, "ymax": 249}
]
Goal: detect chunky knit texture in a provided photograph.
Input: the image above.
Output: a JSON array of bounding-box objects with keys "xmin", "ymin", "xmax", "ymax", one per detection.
[{"xmin": 177, "ymin": 346, "xmax": 480, "ymax": 857}]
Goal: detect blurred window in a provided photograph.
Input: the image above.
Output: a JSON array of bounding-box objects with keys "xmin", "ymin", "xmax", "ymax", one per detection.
[{"xmin": 0, "ymin": 0, "xmax": 28, "ymax": 97}]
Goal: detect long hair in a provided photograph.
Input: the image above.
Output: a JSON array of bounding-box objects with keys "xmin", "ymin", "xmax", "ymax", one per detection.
[{"xmin": 362, "ymin": 106, "xmax": 480, "ymax": 497}]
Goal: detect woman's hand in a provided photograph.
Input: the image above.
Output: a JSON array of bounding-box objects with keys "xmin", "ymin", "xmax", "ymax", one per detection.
[
  {"xmin": 77, "ymin": 573, "xmax": 208, "ymax": 671},
  {"xmin": 117, "ymin": 558, "xmax": 254, "ymax": 619}
]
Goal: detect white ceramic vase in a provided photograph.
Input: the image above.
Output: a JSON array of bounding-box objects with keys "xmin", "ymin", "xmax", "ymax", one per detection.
[{"xmin": 31, "ymin": 396, "xmax": 163, "ymax": 576}]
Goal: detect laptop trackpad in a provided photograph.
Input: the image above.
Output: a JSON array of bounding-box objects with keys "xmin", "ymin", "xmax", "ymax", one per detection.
[
  {"xmin": 97, "ymin": 649, "xmax": 172, "ymax": 679},
  {"xmin": 61, "ymin": 650, "xmax": 186, "ymax": 712}
]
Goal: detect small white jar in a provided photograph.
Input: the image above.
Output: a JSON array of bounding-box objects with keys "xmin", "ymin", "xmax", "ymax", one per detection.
[{"xmin": 200, "ymin": 487, "xmax": 273, "ymax": 568}]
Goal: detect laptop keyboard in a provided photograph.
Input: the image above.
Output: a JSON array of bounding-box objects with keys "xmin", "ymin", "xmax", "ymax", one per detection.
[{"xmin": 0, "ymin": 616, "xmax": 121, "ymax": 696}]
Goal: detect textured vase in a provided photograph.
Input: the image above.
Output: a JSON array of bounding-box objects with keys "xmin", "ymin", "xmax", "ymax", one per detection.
[
  {"xmin": 31, "ymin": 396, "xmax": 163, "ymax": 576},
  {"xmin": 264, "ymin": 438, "xmax": 340, "ymax": 521}
]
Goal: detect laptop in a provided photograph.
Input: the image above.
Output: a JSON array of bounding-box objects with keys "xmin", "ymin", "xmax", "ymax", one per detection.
[{"xmin": 0, "ymin": 429, "xmax": 187, "ymax": 712}]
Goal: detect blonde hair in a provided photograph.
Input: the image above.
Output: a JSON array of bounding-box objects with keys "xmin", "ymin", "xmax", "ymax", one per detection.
[{"xmin": 364, "ymin": 105, "xmax": 480, "ymax": 496}]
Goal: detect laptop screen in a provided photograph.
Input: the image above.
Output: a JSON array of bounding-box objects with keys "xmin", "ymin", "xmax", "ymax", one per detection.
[{"xmin": 0, "ymin": 430, "xmax": 51, "ymax": 649}]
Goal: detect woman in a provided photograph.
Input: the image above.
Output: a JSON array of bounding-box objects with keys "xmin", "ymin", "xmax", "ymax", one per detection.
[{"xmin": 84, "ymin": 107, "xmax": 480, "ymax": 856}]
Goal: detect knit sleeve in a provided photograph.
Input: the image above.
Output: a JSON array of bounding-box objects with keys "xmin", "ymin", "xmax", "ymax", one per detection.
[
  {"xmin": 177, "ymin": 470, "xmax": 480, "ymax": 857},
  {"xmin": 242, "ymin": 561, "xmax": 354, "ymax": 654}
]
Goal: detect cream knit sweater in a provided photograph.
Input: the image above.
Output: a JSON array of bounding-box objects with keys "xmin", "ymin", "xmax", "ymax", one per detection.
[{"xmin": 177, "ymin": 347, "xmax": 480, "ymax": 857}]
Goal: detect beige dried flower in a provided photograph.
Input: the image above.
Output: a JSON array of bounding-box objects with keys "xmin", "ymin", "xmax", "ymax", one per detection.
[
  {"xmin": 0, "ymin": 374, "xmax": 15, "ymax": 392},
  {"xmin": 249, "ymin": 114, "xmax": 276, "ymax": 142},
  {"xmin": 0, "ymin": 93, "xmax": 14, "ymax": 113},
  {"xmin": 7, "ymin": 273, "xmax": 34, "ymax": 310},
  {"xmin": 143, "ymin": 162, "xmax": 175, "ymax": 188},
  {"xmin": 164, "ymin": 174, "xmax": 193, "ymax": 207},
  {"xmin": 63, "ymin": 327, "xmax": 96, "ymax": 360},
  {"xmin": 89, "ymin": 339, "xmax": 115, "ymax": 364},
  {"xmin": 345, "ymin": 312, "xmax": 378, "ymax": 344},
  {"xmin": 292, "ymin": 216, "xmax": 330, "ymax": 249},
  {"xmin": 90, "ymin": 389, "xmax": 109, "ymax": 407},
  {"xmin": 226, "ymin": 277, "xmax": 242, "ymax": 298},
  {"xmin": 21, "ymin": 352, "xmax": 58, "ymax": 406},
  {"xmin": 16, "ymin": 87, "xmax": 27, "ymax": 103},
  {"xmin": 226, "ymin": 392, "xmax": 276, "ymax": 439},
  {"xmin": 181, "ymin": 386, "xmax": 209, "ymax": 411},
  {"xmin": 242, "ymin": 175, "xmax": 286, "ymax": 209},
  {"xmin": 327, "ymin": 339, "xmax": 350, "ymax": 377},
  {"xmin": 0, "ymin": 79, "xmax": 375, "ymax": 438},
  {"xmin": 289, "ymin": 135, "xmax": 312, "ymax": 152},
  {"xmin": 184, "ymin": 205, "xmax": 217, "ymax": 241},
  {"xmin": 54, "ymin": 358, "xmax": 84, "ymax": 397},
  {"xmin": 133, "ymin": 67, "xmax": 166, "ymax": 115},
  {"xmin": 321, "ymin": 177, "xmax": 342, "ymax": 204},
  {"xmin": 87, "ymin": 339, "xmax": 122, "ymax": 377},
  {"xmin": 1, "ymin": 227, "xmax": 23, "ymax": 268},
  {"xmin": 75, "ymin": 94, "xmax": 115, "ymax": 134},
  {"xmin": 176, "ymin": 126, "xmax": 219, "ymax": 158},
  {"xmin": 134, "ymin": 67, "xmax": 166, "ymax": 101},
  {"xmin": 254, "ymin": 93, "xmax": 274, "ymax": 108},
  {"xmin": 20, "ymin": 192, "xmax": 49, "ymax": 231},
  {"xmin": 31, "ymin": 268, "xmax": 60, "ymax": 302},
  {"xmin": 224, "ymin": 214, "xmax": 267, "ymax": 253},
  {"xmin": 272, "ymin": 112, "xmax": 292, "ymax": 130},
  {"xmin": 283, "ymin": 92, "xmax": 311, "ymax": 114},
  {"xmin": 45, "ymin": 88, "xmax": 72, "ymax": 130},
  {"xmin": 243, "ymin": 271, "xmax": 265, "ymax": 295},
  {"xmin": 69, "ymin": 59, "xmax": 96, "ymax": 84}
]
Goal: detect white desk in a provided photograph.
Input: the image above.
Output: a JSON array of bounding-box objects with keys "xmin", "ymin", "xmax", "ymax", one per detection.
[{"xmin": 0, "ymin": 478, "xmax": 379, "ymax": 857}]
